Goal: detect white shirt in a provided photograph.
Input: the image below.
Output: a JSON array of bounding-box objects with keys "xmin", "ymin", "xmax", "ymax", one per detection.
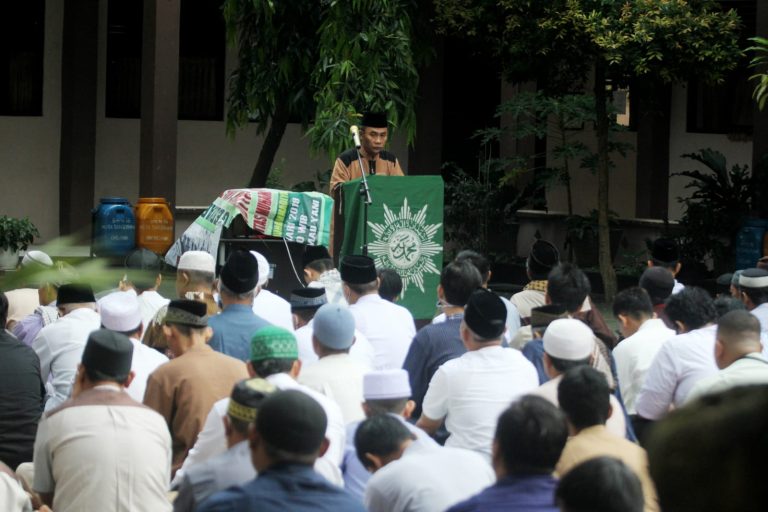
[
  {"xmin": 421, "ymin": 345, "xmax": 538, "ymax": 459},
  {"xmin": 750, "ymin": 303, "xmax": 768, "ymax": 338},
  {"xmin": 171, "ymin": 372, "xmax": 345, "ymax": 487},
  {"xmin": 529, "ymin": 374, "xmax": 627, "ymax": 438},
  {"xmin": 613, "ymin": 319, "xmax": 676, "ymax": 414},
  {"xmin": 365, "ymin": 440, "xmax": 495, "ymax": 512},
  {"xmin": 296, "ymin": 320, "xmax": 376, "ymax": 368},
  {"xmin": 672, "ymin": 280, "xmax": 685, "ymax": 295},
  {"xmin": 686, "ymin": 353, "xmax": 768, "ymax": 402},
  {"xmin": 137, "ymin": 290, "xmax": 169, "ymax": 334},
  {"xmin": 126, "ymin": 337, "xmax": 169, "ymax": 402},
  {"xmin": 32, "ymin": 308, "xmax": 101, "ymax": 411},
  {"xmin": 252, "ymin": 289, "xmax": 294, "ymax": 331},
  {"xmin": 350, "ymin": 294, "xmax": 416, "ymax": 370},
  {"xmin": 635, "ymin": 324, "xmax": 718, "ymax": 420},
  {"xmin": 298, "ymin": 353, "xmax": 370, "ymax": 423},
  {"xmin": 0, "ymin": 473, "xmax": 32, "ymax": 512},
  {"xmin": 433, "ymin": 296, "xmax": 521, "ymax": 345},
  {"xmin": 33, "ymin": 389, "xmax": 172, "ymax": 512}
]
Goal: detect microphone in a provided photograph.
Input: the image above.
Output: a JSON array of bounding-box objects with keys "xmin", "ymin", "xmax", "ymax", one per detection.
[{"xmin": 350, "ymin": 125, "xmax": 362, "ymax": 148}]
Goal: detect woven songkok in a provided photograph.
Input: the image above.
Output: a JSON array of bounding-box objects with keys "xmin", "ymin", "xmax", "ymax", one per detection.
[
  {"xmin": 250, "ymin": 326, "xmax": 298, "ymax": 362},
  {"xmin": 227, "ymin": 378, "xmax": 276, "ymax": 423}
]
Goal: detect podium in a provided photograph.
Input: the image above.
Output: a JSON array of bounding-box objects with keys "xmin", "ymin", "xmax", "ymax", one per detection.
[{"xmin": 334, "ymin": 176, "xmax": 445, "ymax": 320}]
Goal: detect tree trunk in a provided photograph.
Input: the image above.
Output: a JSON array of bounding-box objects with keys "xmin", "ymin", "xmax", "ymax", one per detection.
[
  {"xmin": 593, "ymin": 62, "xmax": 617, "ymax": 302},
  {"xmin": 247, "ymin": 99, "xmax": 290, "ymax": 188}
]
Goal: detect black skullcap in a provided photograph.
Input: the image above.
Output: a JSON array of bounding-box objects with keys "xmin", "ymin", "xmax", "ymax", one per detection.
[
  {"xmin": 464, "ymin": 288, "xmax": 507, "ymax": 339},
  {"xmin": 289, "ymin": 288, "xmax": 327, "ymax": 310},
  {"xmin": 302, "ymin": 245, "xmax": 332, "ymax": 269},
  {"xmin": 220, "ymin": 250, "xmax": 259, "ymax": 294},
  {"xmin": 361, "ymin": 112, "xmax": 388, "ymax": 129},
  {"xmin": 651, "ymin": 238, "xmax": 680, "ymax": 264},
  {"xmin": 164, "ymin": 299, "xmax": 208, "ymax": 326},
  {"xmin": 257, "ymin": 389, "xmax": 328, "ymax": 456},
  {"xmin": 530, "ymin": 304, "xmax": 569, "ymax": 329},
  {"xmin": 81, "ymin": 329, "xmax": 133, "ymax": 381},
  {"xmin": 57, "ymin": 283, "xmax": 96, "ymax": 305},
  {"xmin": 528, "ymin": 240, "xmax": 560, "ymax": 280},
  {"xmin": 340, "ymin": 255, "xmax": 377, "ymax": 284},
  {"xmin": 639, "ymin": 267, "xmax": 674, "ymax": 305}
]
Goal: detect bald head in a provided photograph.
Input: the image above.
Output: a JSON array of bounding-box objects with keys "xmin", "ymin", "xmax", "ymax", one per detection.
[{"xmin": 715, "ymin": 310, "xmax": 762, "ymax": 369}]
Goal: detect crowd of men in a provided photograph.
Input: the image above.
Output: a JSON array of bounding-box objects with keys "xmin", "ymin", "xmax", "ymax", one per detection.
[{"xmin": 0, "ymin": 237, "xmax": 767, "ymax": 511}]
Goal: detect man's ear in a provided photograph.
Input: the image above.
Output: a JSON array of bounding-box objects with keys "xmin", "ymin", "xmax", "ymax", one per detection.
[
  {"xmin": 246, "ymin": 360, "xmax": 256, "ymax": 378},
  {"xmin": 318, "ymin": 437, "xmax": 330, "ymax": 458},
  {"xmin": 673, "ymin": 262, "xmax": 682, "ymax": 277},
  {"xmin": 675, "ymin": 320, "xmax": 686, "ymax": 334},
  {"xmin": 155, "ymin": 273, "xmax": 163, "ymax": 288},
  {"xmin": 123, "ymin": 370, "xmax": 136, "ymax": 389},
  {"xmin": 203, "ymin": 326, "xmax": 214, "ymax": 342},
  {"xmin": 606, "ymin": 403, "xmax": 614, "ymax": 420},
  {"xmin": 303, "ymin": 268, "xmax": 312, "ymax": 282},
  {"xmin": 364, "ymin": 453, "xmax": 384, "ymax": 473},
  {"xmin": 647, "ymin": 260, "xmax": 653, "ymax": 268},
  {"xmin": 290, "ymin": 359, "xmax": 302, "ymax": 378},
  {"xmin": 617, "ymin": 314, "xmax": 629, "ymax": 329},
  {"xmin": 402, "ymin": 399, "xmax": 416, "ymax": 419},
  {"xmin": 248, "ymin": 423, "xmax": 261, "ymax": 451},
  {"xmin": 223, "ymin": 415, "xmax": 232, "ymax": 437}
]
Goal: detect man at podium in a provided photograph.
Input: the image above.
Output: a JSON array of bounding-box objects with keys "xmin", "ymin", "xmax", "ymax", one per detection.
[{"xmin": 330, "ymin": 112, "xmax": 404, "ymax": 192}]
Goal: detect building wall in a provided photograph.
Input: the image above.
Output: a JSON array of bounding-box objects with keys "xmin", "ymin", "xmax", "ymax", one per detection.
[
  {"xmin": 0, "ymin": 0, "xmax": 63, "ymax": 241},
  {"xmin": 667, "ymin": 85, "xmax": 752, "ymax": 220},
  {"xmin": 2, "ymin": 0, "xmax": 408, "ymax": 243}
]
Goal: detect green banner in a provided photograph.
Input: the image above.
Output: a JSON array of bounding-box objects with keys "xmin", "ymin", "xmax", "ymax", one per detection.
[{"xmin": 340, "ymin": 176, "xmax": 444, "ymax": 320}]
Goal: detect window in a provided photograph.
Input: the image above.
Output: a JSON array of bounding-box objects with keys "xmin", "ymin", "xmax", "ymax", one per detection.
[
  {"xmin": 106, "ymin": 0, "xmax": 143, "ymax": 118},
  {"xmin": 178, "ymin": 0, "xmax": 225, "ymax": 120},
  {"xmin": 105, "ymin": 0, "xmax": 225, "ymax": 120},
  {"xmin": 0, "ymin": 1, "xmax": 45, "ymax": 116}
]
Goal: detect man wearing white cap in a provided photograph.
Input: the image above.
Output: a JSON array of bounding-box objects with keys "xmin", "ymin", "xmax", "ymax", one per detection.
[
  {"xmin": 99, "ymin": 291, "xmax": 169, "ymax": 402},
  {"xmin": 341, "ymin": 369, "xmax": 436, "ymax": 501},
  {"xmin": 736, "ymin": 268, "xmax": 768, "ymax": 339},
  {"xmin": 417, "ymin": 289, "xmax": 538, "ymax": 461},
  {"xmin": 174, "ymin": 251, "xmax": 219, "ymax": 315},
  {"xmin": 298, "ymin": 303, "xmax": 372, "ymax": 423},
  {"xmin": 529, "ymin": 318, "xmax": 626, "ymax": 438},
  {"xmin": 121, "ymin": 248, "xmax": 169, "ymax": 332},
  {"xmin": 250, "ymin": 251, "xmax": 294, "ymax": 331},
  {"xmin": 5, "ymin": 250, "xmax": 53, "ymax": 330}
]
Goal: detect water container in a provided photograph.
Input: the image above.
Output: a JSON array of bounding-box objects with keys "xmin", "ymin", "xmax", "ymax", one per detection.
[
  {"xmin": 92, "ymin": 197, "xmax": 136, "ymax": 257},
  {"xmin": 135, "ymin": 197, "xmax": 174, "ymax": 255},
  {"xmin": 735, "ymin": 218, "xmax": 768, "ymax": 270}
]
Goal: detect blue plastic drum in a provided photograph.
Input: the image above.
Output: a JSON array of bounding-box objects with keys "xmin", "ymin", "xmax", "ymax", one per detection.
[{"xmin": 92, "ymin": 197, "xmax": 136, "ymax": 257}]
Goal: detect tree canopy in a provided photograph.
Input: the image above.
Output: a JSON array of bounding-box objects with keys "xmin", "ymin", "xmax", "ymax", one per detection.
[
  {"xmin": 222, "ymin": 0, "xmax": 424, "ymax": 188},
  {"xmin": 435, "ymin": 0, "xmax": 742, "ymax": 300}
]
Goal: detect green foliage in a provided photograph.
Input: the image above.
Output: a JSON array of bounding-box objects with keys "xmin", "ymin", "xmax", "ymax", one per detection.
[
  {"xmin": 0, "ymin": 216, "xmax": 39, "ymax": 252},
  {"xmin": 673, "ymin": 149, "xmax": 754, "ymax": 272},
  {"xmin": 307, "ymin": 0, "xmax": 420, "ymax": 160},
  {"xmin": 223, "ymin": 0, "xmax": 422, "ymax": 169},
  {"xmin": 748, "ymin": 37, "xmax": 768, "ymax": 110}
]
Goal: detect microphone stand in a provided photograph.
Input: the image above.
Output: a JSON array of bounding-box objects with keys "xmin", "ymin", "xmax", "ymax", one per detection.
[{"xmin": 354, "ymin": 144, "xmax": 373, "ymax": 256}]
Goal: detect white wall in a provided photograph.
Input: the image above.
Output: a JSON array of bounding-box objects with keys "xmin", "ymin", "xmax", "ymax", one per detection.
[
  {"xmin": 667, "ymin": 85, "xmax": 752, "ymax": 220},
  {"xmin": 545, "ymin": 128, "xmax": 637, "ymax": 219},
  {"xmin": 0, "ymin": 0, "xmax": 63, "ymax": 242}
]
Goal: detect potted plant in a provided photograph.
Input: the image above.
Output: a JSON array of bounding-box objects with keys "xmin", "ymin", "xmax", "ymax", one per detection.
[{"xmin": 0, "ymin": 216, "xmax": 40, "ymax": 270}]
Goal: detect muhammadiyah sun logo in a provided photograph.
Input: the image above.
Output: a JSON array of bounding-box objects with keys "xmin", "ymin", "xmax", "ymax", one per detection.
[{"xmin": 367, "ymin": 198, "xmax": 442, "ymax": 297}]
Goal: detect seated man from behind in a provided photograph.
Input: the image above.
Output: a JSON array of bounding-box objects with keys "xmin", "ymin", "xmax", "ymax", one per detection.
[
  {"xmin": 448, "ymin": 396, "xmax": 568, "ymax": 512},
  {"xmin": 356, "ymin": 414, "xmax": 495, "ymax": 512},
  {"xmin": 556, "ymin": 457, "xmax": 644, "ymax": 512},
  {"xmin": 556, "ymin": 366, "xmax": 658, "ymax": 512},
  {"xmin": 198, "ymin": 389, "xmax": 365, "ymax": 512},
  {"xmin": 173, "ymin": 378, "xmax": 275, "ymax": 512},
  {"xmin": 33, "ymin": 329, "xmax": 172, "ymax": 512},
  {"xmin": 302, "ymin": 244, "xmax": 345, "ymax": 305}
]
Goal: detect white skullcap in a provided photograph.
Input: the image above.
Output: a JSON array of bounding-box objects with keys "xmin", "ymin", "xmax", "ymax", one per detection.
[
  {"xmin": 250, "ymin": 251, "xmax": 270, "ymax": 287},
  {"xmin": 543, "ymin": 318, "xmax": 594, "ymax": 360},
  {"xmin": 364, "ymin": 369, "xmax": 412, "ymax": 400},
  {"xmin": 739, "ymin": 268, "xmax": 768, "ymax": 289},
  {"xmin": 178, "ymin": 251, "xmax": 216, "ymax": 273},
  {"xmin": 21, "ymin": 250, "xmax": 53, "ymax": 268},
  {"xmin": 99, "ymin": 290, "xmax": 142, "ymax": 333}
]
